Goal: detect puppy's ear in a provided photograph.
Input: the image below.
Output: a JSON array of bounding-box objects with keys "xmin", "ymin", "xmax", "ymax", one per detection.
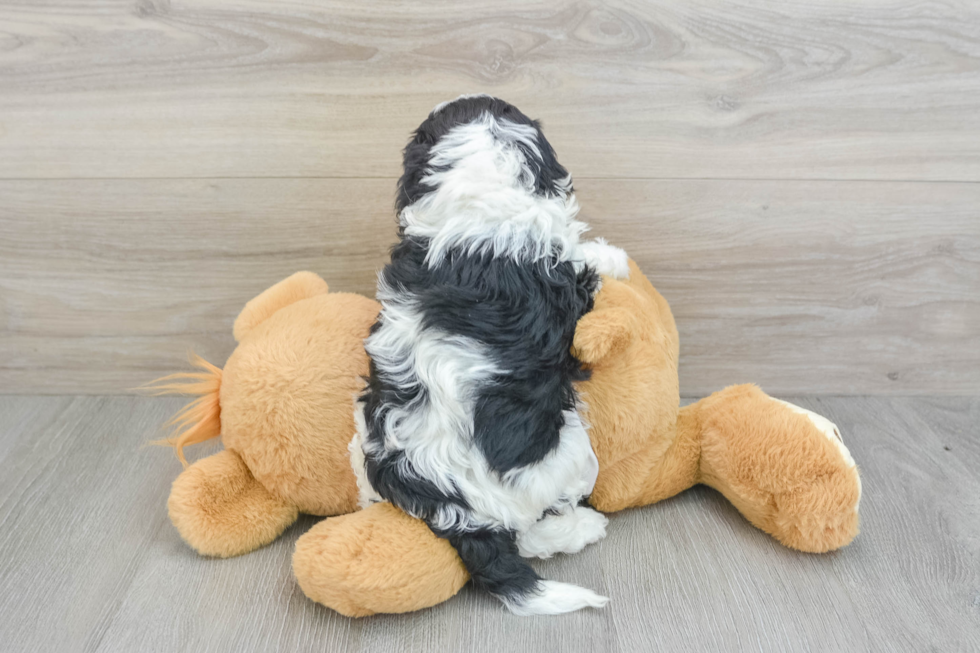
[{"xmin": 572, "ymin": 307, "xmax": 636, "ymax": 365}]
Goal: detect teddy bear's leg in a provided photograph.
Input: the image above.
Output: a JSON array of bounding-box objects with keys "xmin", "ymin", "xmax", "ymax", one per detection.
[
  {"xmin": 588, "ymin": 403, "xmax": 702, "ymax": 513},
  {"xmin": 293, "ymin": 502, "xmax": 468, "ymax": 617},
  {"xmin": 695, "ymin": 384, "xmax": 861, "ymax": 553},
  {"xmin": 516, "ymin": 504, "xmax": 609, "ymax": 559},
  {"xmin": 168, "ymin": 449, "xmax": 299, "ymax": 557}
]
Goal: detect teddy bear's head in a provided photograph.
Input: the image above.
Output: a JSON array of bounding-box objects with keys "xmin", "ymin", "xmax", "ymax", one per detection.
[{"xmin": 219, "ymin": 288, "xmax": 380, "ymax": 516}]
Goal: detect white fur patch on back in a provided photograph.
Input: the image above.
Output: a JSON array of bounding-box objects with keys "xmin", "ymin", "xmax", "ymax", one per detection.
[
  {"xmin": 400, "ymin": 112, "xmax": 628, "ymax": 289},
  {"xmin": 399, "ymin": 115, "xmax": 593, "ymax": 266}
]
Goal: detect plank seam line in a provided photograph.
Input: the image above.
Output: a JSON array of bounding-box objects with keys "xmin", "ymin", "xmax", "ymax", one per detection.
[{"xmin": 1, "ymin": 176, "xmax": 979, "ymax": 184}]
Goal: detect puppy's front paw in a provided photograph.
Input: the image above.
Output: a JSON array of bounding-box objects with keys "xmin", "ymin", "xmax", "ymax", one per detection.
[{"xmin": 579, "ymin": 239, "xmax": 630, "ymax": 279}]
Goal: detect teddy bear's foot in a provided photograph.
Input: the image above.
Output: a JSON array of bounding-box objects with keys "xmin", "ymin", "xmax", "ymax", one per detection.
[
  {"xmin": 772, "ymin": 399, "xmax": 859, "ymax": 481},
  {"xmin": 697, "ymin": 384, "xmax": 862, "ymax": 554},
  {"xmin": 767, "ymin": 399, "xmax": 861, "ymax": 553},
  {"xmin": 517, "ymin": 505, "xmax": 609, "ymax": 559},
  {"xmin": 293, "ymin": 502, "xmax": 468, "ymax": 617},
  {"xmin": 168, "ymin": 449, "xmax": 299, "ymax": 557},
  {"xmin": 768, "ymin": 471, "xmax": 862, "ymax": 553}
]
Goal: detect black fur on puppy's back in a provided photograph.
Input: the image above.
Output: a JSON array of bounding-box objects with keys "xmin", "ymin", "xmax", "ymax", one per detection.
[
  {"xmin": 396, "ymin": 95, "xmax": 572, "ymax": 214},
  {"xmin": 369, "ymin": 236, "xmax": 597, "ymax": 473}
]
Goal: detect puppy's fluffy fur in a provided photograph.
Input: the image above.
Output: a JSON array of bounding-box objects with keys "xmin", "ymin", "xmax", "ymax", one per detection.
[{"xmin": 353, "ymin": 95, "xmax": 628, "ymax": 615}]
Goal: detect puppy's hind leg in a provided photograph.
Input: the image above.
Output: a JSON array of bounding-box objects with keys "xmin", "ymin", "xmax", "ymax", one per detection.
[{"xmin": 516, "ymin": 504, "xmax": 609, "ymax": 559}]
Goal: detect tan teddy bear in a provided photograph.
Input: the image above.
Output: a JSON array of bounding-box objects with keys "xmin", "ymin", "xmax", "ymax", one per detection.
[{"xmin": 155, "ymin": 260, "xmax": 860, "ymax": 616}]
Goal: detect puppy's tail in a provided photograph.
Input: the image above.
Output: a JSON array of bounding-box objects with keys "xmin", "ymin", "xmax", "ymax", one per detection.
[
  {"xmin": 448, "ymin": 527, "xmax": 608, "ymax": 616},
  {"xmin": 142, "ymin": 353, "xmax": 223, "ymax": 467}
]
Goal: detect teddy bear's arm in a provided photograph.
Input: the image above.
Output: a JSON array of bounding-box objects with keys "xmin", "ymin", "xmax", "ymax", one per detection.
[
  {"xmin": 572, "ymin": 307, "xmax": 636, "ymax": 365},
  {"xmin": 168, "ymin": 449, "xmax": 299, "ymax": 557}
]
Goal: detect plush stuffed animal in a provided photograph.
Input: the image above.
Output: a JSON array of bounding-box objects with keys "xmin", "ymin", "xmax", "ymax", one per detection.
[{"xmin": 155, "ymin": 260, "xmax": 861, "ymax": 617}]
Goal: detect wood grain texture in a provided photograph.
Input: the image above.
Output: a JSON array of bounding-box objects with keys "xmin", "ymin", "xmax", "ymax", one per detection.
[
  {"xmin": 2, "ymin": 178, "xmax": 977, "ymax": 395},
  {"xmin": 1, "ymin": 0, "xmax": 979, "ymax": 394},
  {"xmin": 0, "ymin": 0, "xmax": 979, "ymax": 180},
  {"xmin": 0, "ymin": 395, "xmax": 977, "ymax": 652}
]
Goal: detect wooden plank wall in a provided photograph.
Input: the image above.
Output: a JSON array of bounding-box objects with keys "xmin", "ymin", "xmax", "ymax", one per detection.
[{"xmin": 1, "ymin": 0, "xmax": 978, "ymax": 395}]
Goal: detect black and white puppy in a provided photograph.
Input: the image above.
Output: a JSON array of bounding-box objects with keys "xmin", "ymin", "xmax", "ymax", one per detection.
[{"xmin": 350, "ymin": 95, "xmax": 629, "ymax": 615}]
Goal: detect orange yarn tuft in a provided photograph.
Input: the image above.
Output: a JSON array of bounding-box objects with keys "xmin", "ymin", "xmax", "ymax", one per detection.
[{"xmin": 144, "ymin": 353, "xmax": 223, "ymax": 467}]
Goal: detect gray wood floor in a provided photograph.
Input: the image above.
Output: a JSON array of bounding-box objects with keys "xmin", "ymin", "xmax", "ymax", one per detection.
[{"xmin": 0, "ymin": 395, "xmax": 977, "ymax": 652}]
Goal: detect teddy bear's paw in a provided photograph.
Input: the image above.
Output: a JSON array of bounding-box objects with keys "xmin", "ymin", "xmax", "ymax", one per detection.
[
  {"xmin": 774, "ymin": 398, "xmax": 841, "ymax": 441},
  {"xmin": 768, "ymin": 399, "xmax": 862, "ymax": 552},
  {"xmin": 774, "ymin": 398, "xmax": 860, "ymax": 511},
  {"xmin": 773, "ymin": 400, "xmax": 858, "ymax": 481},
  {"xmin": 578, "ymin": 239, "xmax": 630, "ymax": 280},
  {"xmin": 774, "ymin": 498, "xmax": 862, "ymax": 553},
  {"xmin": 516, "ymin": 505, "xmax": 608, "ymax": 559}
]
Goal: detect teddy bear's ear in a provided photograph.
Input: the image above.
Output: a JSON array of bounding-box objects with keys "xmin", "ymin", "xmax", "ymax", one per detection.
[
  {"xmin": 572, "ymin": 307, "xmax": 636, "ymax": 365},
  {"xmin": 233, "ymin": 271, "xmax": 329, "ymax": 342}
]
